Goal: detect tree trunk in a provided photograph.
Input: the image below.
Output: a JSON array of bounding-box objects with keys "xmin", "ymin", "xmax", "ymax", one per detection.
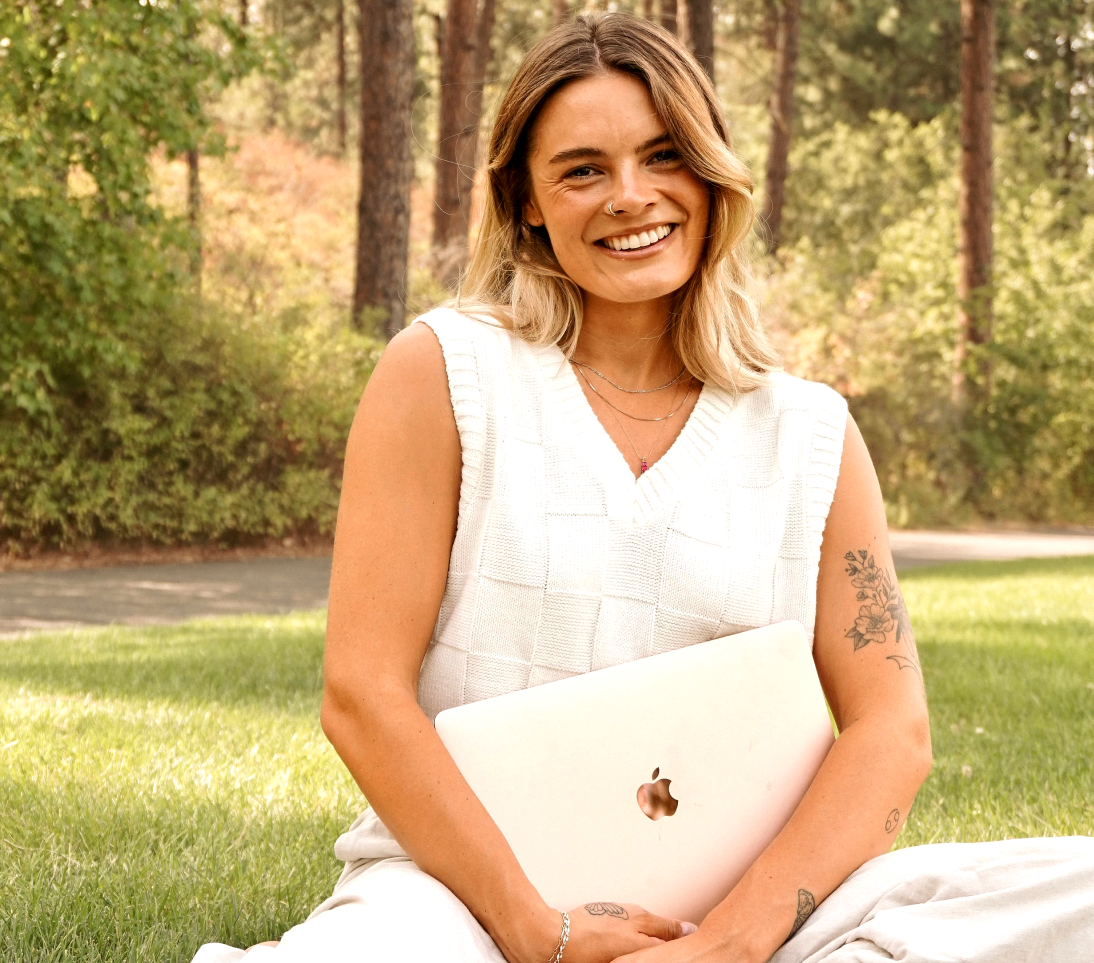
[
  {"xmin": 661, "ymin": 0, "xmax": 678, "ymax": 35},
  {"xmin": 432, "ymin": 0, "xmax": 477, "ymax": 257},
  {"xmin": 456, "ymin": 0, "xmax": 497, "ymax": 249},
  {"xmin": 687, "ymin": 0, "xmax": 714, "ymax": 82},
  {"xmin": 336, "ymin": 0, "xmax": 347, "ymax": 155},
  {"xmin": 761, "ymin": 0, "xmax": 801, "ymax": 254},
  {"xmin": 187, "ymin": 146, "xmax": 201, "ymax": 292},
  {"xmin": 552, "ymin": 0, "xmax": 568, "ymax": 26},
  {"xmin": 239, "ymin": 0, "xmax": 247, "ymax": 27},
  {"xmin": 954, "ymin": 0, "xmax": 994, "ymax": 405},
  {"xmin": 353, "ymin": 0, "xmax": 415, "ymax": 339},
  {"xmin": 644, "ymin": 0, "xmax": 654, "ymax": 20}
]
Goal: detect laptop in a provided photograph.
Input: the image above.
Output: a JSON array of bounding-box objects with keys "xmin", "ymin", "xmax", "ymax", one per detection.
[{"xmin": 434, "ymin": 620, "xmax": 834, "ymax": 924}]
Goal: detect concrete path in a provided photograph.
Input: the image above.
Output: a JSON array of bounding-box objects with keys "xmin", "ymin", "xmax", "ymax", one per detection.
[{"xmin": 2, "ymin": 531, "xmax": 1093, "ymax": 635}]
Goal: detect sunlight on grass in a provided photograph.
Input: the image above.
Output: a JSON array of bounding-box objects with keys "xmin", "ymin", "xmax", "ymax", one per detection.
[{"xmin": 1, "ymin": 558, "xmax": 1092, "ymax": 959}]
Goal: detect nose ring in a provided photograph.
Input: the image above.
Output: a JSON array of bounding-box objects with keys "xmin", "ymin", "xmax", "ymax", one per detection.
[{"xmin": 608, "ymin": 201, "xmax": 620, "ymax": 216}]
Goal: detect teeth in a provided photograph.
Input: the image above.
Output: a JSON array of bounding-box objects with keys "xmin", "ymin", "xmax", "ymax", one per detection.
[{"xmin": 604, "ymin": 224, "xmax": 674, "ymax": 251}]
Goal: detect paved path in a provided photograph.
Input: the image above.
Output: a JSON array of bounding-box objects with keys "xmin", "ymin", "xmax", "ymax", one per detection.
[{"xmin": 2, "ymin": 531, "xmax": 1093, "ymax": 634}]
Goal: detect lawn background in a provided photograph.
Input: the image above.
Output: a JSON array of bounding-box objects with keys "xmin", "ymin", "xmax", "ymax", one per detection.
[{"xmin": 2, "ymin": 556, "xmax": 1093, "ymax": 961}]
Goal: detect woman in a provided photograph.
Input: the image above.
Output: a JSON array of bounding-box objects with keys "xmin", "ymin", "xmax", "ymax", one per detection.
[{"xmin": 196, "ymin": 13, "xmax": 1094, "ymax": 963}]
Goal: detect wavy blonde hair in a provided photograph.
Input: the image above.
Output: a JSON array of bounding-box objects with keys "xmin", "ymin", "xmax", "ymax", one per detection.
[{"xmin": 452, "ymin": 11, "xmax": 778, "ymax": 394}]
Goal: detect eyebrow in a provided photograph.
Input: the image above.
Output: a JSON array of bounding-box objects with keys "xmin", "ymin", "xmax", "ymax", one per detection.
[{"xmin": 546, "ymin": 132, "xmax": 674, "ymax": 167}]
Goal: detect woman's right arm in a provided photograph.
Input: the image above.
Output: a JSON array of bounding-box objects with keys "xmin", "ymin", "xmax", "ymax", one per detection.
[{"xmin": 320, "ymin": 323, "xmax": 684, "ymax": 963}]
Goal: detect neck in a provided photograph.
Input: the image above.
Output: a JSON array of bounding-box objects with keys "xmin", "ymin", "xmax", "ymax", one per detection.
[{"xmin": 573, "ymin": 291, "xmax": 680, "ymax": 387}]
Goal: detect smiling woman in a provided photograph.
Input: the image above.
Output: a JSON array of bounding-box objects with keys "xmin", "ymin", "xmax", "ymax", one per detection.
[{"xmin": 192, "ymin": 12, "xmax": 1094, "ymax": 963}]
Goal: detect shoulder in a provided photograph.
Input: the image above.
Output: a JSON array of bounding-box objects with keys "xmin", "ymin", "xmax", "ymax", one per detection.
[{"xmin": 762, "ymin": 371, "xmax": 848, "ymax": 419}]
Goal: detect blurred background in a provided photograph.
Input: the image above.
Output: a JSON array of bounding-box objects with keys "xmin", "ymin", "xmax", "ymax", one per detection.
[{"xmin": 2, "ymin": 0, "xmax": 1092, "ymax": 564}]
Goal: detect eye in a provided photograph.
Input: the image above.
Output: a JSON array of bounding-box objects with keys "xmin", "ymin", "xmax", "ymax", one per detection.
[
  {"xmin": 650, "ymin": 148, "xmax": 680, "ymax": 164},
  {"xmin": 565, "ymin": 164, "xmax": 599, "ymax": 180}
]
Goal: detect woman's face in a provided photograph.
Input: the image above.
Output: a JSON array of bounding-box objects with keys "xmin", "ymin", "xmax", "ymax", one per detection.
[{"xmin": 523, "ymin": 70, "xmax": 711, "ymax": 306}]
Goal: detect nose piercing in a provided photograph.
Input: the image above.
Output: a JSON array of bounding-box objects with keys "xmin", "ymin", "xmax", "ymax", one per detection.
[{"xmin": 608, "ymin": 201, "xmax": 620, "ymax": 216}]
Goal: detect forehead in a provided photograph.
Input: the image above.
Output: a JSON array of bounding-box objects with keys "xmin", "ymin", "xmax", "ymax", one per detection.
[{"xmin": 528, "ymin": 71, "xmax": 665, "ymax": 162}]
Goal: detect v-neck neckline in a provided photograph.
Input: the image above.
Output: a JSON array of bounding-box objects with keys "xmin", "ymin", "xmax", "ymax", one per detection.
[{"xmin": 534, "ymin": 341, "xmax": 732, "ymax": 525}]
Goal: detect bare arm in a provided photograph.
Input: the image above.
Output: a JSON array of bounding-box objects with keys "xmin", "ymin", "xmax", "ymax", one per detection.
[
  {"xmin": 321, "ymin": 324, "xmax": 684, "ymax": 963},
  {"xmin": 614, "ymin": 414, "xmax": 932, "ymax": 963}
]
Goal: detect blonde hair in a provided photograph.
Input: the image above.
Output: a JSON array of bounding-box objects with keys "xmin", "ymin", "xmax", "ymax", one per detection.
[{"xmin": 453, "ymin": 11, "xmax": 779, "ymax": 394}]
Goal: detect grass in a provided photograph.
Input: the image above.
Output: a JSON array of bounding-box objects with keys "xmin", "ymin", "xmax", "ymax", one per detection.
[{"xmin": 2, "ymin": 556, "xmax": 1093, "ymax": 960}]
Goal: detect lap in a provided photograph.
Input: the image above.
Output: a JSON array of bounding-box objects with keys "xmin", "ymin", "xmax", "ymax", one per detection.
[{"xmin": 192, "ymin": 857, "xmax": 507, "ymax": 963}]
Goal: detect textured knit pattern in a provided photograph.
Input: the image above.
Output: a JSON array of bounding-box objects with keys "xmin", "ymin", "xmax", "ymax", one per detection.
[{"xmin": 414, "ymin": 307, "xmax": 848, "ymax": 723}]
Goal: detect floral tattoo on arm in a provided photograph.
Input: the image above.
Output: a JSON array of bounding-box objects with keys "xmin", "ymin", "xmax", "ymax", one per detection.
[{"xmin": 843, "ymin": 550, "xmax": 921, "ymax": 676}]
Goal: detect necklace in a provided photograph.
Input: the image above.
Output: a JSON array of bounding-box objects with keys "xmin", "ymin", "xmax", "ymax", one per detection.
[
  {"xmin": 575, "ymin": 364, "xmax": 693, "ymax": 422},
  {"xmin": 576, "ymin": 368, "xmax": 693, "ymax": 474},
  {"xmin": 569, "ymin": 359, "xmax": 688, "ymax": 394}
]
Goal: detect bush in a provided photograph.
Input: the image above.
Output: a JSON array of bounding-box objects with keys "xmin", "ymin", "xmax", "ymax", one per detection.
[{"xmin": 770, "ymin": 112, "xmax": 1094, "ymax": 527}]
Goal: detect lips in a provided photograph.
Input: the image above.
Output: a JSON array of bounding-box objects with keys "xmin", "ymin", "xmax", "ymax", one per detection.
[{"xmin": 598, "ymin": 223, "xmax": 677, "ymax": 252}]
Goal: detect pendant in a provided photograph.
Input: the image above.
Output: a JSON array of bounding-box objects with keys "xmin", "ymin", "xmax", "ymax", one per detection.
[{"xmin": 640, "ymin": 458, "xmax": 649, "ymax": 473}]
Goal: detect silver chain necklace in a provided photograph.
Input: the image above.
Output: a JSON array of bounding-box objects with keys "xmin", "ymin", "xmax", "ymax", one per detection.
[{"xmin": 569, "ymin": 359, "xmax": 688, "ymax": 394}]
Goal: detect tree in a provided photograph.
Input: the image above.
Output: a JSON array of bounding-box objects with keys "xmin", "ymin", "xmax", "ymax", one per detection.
[
  {"xmin": 762, "ymin": 0, "xmax": 801, "ymax": 253},
  {"xmin": 335, "ymin": 0, "xmax": 347, "ymax": 154},
  {"xmin": 687, "ymin": 0, "xmax": 715, "ymax": 82},
  {"xmin": 954, "ymin": 0, "xmax": 995, "ymax": 404},
  {"xmin": 553, "ymin": 0, "xmax": 569, "ymax": 26},
  {"xmin": 353, "ymin": 0, "xmax": 415, "ymax": 338},
  {"xmin": 662, "ymin": 0, "xmax": 678, "ymax": 35},
  {"xmin": 432, "ymin": 0, "xmax": 477, "ymax": 259}
]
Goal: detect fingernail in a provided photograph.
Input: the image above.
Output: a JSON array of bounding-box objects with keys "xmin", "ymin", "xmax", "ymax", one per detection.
[{"xmin": 679, "ymin": 921, "xmax": 698, "ymax": 936}]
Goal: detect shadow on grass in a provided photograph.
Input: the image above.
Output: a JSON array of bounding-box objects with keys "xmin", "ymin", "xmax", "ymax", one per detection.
[{"xmin": 0, "ymin": 616, "xmax": 326, "ymax": 712}]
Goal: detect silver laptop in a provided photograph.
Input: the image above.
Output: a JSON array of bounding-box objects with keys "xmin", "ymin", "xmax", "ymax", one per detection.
[{"xmin": 434, "ymin": 620, "xmax": 834, "ymax": 924}]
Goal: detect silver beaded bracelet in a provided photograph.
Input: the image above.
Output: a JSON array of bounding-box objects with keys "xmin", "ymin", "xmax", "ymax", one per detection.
[{"xmin": 547, "ymin": 909, "xmax": 570, "ymax": 963}]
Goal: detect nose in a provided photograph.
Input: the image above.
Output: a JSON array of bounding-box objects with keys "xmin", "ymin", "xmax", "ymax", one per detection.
[{"xmin": 610, "ymin": 159, "xmax": 657, "ymax": 217}]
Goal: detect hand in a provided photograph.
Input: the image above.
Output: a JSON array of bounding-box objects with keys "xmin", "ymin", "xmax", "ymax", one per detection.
[
  {"xmin": 559, "ymin": 902, "xmax": 695, "ymax": 963},
  {"xmin": 609, "ymin": 925, "xmax": 726, "ymax": 963}
]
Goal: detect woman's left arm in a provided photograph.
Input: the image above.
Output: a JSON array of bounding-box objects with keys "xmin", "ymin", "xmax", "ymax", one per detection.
[{"xmin": 614, "ymin": 413, "xmax": 932, "ymax": 963}]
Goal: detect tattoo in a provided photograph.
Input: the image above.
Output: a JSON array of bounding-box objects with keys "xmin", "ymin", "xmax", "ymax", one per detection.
[
  {"xmin": 583, "ymin": 902, "xmax": 629, "ymax": 920},
  {"xmin": 788, "ymin": 889, "xmax": 815, "ymax": 939},
  {"xmin": 885, "ymin": 808, "xmax": 901, "ymax": 833},
  {"xmin": 842, "ymin": 550, "xmax": 921, "ymax": 676}
]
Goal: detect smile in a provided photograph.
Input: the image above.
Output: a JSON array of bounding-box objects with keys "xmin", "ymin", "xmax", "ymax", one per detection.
[{"xmin": 597, "ymin": 223, "xmax": 676, "ymax": 252}]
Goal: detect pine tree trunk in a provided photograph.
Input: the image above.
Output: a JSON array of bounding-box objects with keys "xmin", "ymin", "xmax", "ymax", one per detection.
[
  {"xmin": 687, "ymin": 0, "xmax": 714, "ymax": 82},
  {"xmin": 239, "ymin": 0, "xmax": 247, "ymax": 27},
  {"xmin": 455, "ymin": 0, "xmax": 497, "ymax": 251},
  {"xmin": 954, "ymin": 0, "xmax": 994, "ymax": 405},
  {"xmin": 661, "ymin": 0, "xmax": 678, "ymax": 35},
  {"xmin": 552, "ymin": 0, "xmax": 568, "ymax": 26},
  {"xmin": 432, "ymin": 0, "xmax": 477, "ymax": 257},
  {"xmin": 644, "ymin": 0, "xmax": 654, "ymax": 20},
  {"xmin": 353, "ymin": 0, "xmax": 415, "ymax": 338},
  {"xmin": 336, "ymin": 0, "xmax": 347, "ymax": 155},
  {"xmin": 187, "ymin": 147, "xmax": 201, "ymax": 292},
  {"xmin": 761, "ymin": 0, "xmax": 801, "ymax": 254}
]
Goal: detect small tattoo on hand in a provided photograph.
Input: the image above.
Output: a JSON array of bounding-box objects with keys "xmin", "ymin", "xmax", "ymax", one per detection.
[
  {"xmin": 885, "ymin": 808, "xmax": 901, "ymax": 833},
  {"xmin": 788, "ymin": 889, "xmax": 814, "ymax": 939},
  {"xmin": 584, "ymin": 902, "xmax": 628, "ymax": 920}
]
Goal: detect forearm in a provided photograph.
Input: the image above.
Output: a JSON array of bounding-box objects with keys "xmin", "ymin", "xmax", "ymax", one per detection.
[
  {"xmin": 321, "ymin": 678, "xmax": 558, "ymax": 963},
  {"xmin": 699, "ymin": 713, "xmax": 931, "ymax": 962}
]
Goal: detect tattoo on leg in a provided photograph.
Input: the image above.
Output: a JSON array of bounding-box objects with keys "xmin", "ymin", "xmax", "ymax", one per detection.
[
  {"xmin": 885, "ymin": 808, "xmax": 901, "ymax": 833},
  {"xmin": 583, "ymin": 902, "xmax": 628, "ymax": 920},
  {"xmin": 788, "ymin": 889, "xmax": 815, "ymax": 939},
  {"xmin": 842, "ymin": 550, "xmax": 921, "ymax": 676}
]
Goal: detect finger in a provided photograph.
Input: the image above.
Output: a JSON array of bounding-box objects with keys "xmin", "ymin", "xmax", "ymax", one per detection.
[{"xmin": 637, "ymin": 912, "xmax": 691, "ymax": 941}]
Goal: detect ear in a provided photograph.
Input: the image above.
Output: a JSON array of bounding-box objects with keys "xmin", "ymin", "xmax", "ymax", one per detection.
[{"xmin": 523, "ymin": 194, "xmax": 545, "ymax": 228}]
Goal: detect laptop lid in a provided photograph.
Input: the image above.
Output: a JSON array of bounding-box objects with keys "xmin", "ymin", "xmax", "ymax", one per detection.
[{"xmin": 434, "ymin": 620, "xmax": 834, "ymax": 924}]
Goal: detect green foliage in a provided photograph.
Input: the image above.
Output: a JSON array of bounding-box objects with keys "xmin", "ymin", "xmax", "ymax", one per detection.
[
  {"xmin": 774, "ymin": 111, "xmax": 1094, "ymax": 526},
  {"xmin": 0, "ymin": 1, "xmax": 377, "ymax": 551}
]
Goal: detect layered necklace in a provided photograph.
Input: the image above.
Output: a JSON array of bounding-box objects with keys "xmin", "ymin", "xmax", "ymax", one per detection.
[{"xmin": 571, "ymin": 359, "xmax": 694, "ymax": 474}]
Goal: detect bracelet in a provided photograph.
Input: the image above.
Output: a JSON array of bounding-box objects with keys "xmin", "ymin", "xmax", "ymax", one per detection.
[{"xmin": 546, "ymin": 909, "xmax": 570, "ymax": 963}]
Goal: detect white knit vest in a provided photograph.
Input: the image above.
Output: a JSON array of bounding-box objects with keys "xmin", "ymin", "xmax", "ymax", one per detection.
[{"xmin": 333, "ymin": 307, "xmax": 847, "ymax": 864}]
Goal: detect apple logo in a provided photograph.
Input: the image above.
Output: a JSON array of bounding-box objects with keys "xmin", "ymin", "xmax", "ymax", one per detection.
[{"xmin": 637, "ymin": 767, "xmax": 679, "ymax": 820}]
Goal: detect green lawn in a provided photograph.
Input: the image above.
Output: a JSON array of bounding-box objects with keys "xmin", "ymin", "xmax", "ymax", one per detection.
[{"xmin": 2, "ymin": 556, "xmax": 1093, "ymax": 961}]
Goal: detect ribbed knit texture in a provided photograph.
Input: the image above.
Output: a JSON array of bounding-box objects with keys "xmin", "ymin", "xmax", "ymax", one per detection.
[{"xmin": 414, "ymin": 307, "xmax": 849, "ymax": 722}]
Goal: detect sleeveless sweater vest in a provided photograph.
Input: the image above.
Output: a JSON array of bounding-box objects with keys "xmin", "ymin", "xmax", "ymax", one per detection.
[{"xmin": 334, "ymin": 307, "xmax": 848, "ymax": 864}]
